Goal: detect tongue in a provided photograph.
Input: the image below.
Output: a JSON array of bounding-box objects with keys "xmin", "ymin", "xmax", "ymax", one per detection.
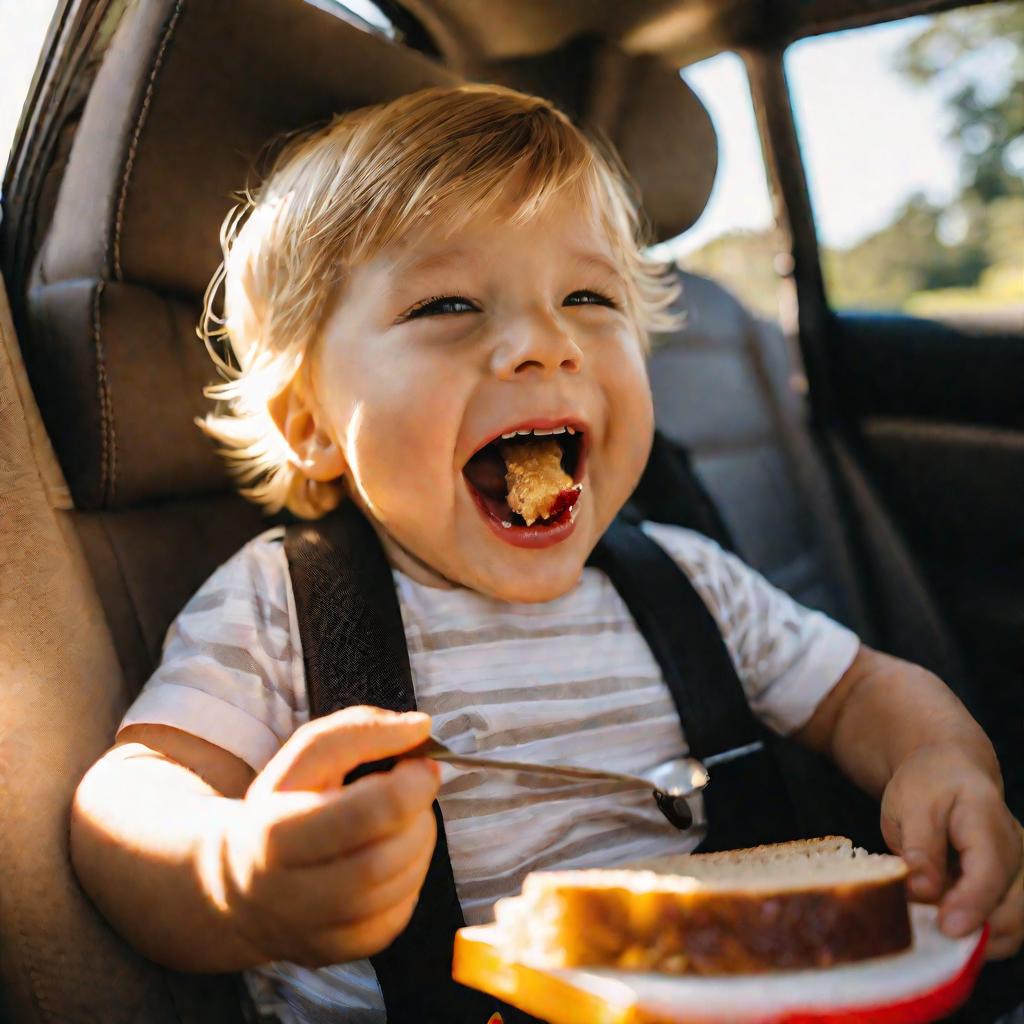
[{"xmin": 463, "ymin": 446, "xmax": 508, "ymax": 500}]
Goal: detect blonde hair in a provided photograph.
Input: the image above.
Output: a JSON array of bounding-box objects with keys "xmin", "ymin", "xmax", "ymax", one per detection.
[{"xmin": 199, "ymin": 82, "xmax": 679, "ymax": 518}]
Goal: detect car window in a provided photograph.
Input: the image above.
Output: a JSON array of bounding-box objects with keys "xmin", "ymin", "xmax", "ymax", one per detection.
[
  {"xmin": 651, "ymin": 52, "xmax": 785, "ymax": 323},
  {"xmin": 785, "ymin": 3, "xmax": 1024, "ymax": 319},
  {"xmin": 305, "ymin": 0, "xmax": 397, "ymax": 40},
  {"xmin": 0, "ymin": 0, "xmax": 62, "ymax": 176}
]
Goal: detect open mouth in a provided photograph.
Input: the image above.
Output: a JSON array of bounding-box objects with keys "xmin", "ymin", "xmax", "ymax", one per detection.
[{"xmin": 462, "ymin": 423, "xmax": 586, "ymax": 531}]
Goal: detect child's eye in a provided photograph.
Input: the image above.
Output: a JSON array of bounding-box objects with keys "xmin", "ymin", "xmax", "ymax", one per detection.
[
  {"xmin": 563, "ymin": 289, "xmax": 619, "ymax": 309},
  {"xmin": 399, "ymin": 295, "xmax": 478, "ymax": 321}
]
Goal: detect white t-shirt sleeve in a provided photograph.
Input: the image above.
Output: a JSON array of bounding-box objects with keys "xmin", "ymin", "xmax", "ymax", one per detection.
[
  {"xmin": 641, "ymin": 521, "xmax": 860, "ymax": 735},
  {"xmin": 117, "ymin": 527, "xmax": 309, "ymax": 772}
]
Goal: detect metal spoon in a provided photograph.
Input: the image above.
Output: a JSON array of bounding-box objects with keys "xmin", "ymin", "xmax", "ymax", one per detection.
[{"xmin": 399, "ymin": 735, "xmax": 711, "ymax": 832}]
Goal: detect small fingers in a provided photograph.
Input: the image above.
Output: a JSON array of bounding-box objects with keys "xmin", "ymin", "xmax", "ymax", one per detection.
[
  {"xmin": 940, "ymin": 792, "xmax": 1020, "ymax": 937},
  {"xmin": 899, "ymin": 801, "xmax": 952, "ymax": 903},
  {"xmin": 219, "ymin": 799, "xmax": 436, "ymax": 961},
  {"xmin": 339, "ymin": 806, "xmax": 438, "ymax": 893},
  {"xmin": 299, "ymin": 890, "xmax": 422, "ymax": 966},
  {"xmin": 985, "ymin": 886, "xmax": 1024, "ymax": 961},
  {"xmin": 264, "ymin": 758, "xmax": 440, "ymax": 867},
  {"xmin": 881, "ymin": 784, "xmax": 952, "ymax": 903},
  {"xmin": 252, "ymin": 707, "xmax": 433, "ymax": 796},
  {"xmin": 265, "ymin": 812, "xmax": 436, "ymax": 934}
]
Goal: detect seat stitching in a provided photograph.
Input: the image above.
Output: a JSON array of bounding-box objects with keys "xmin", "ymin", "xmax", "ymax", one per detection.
[
  {"xmin": 112, "ymin": 0, "xmax": 184, "ymax": 282},
  {"xmin": 102, "ymin": 0, "xmax": 182, "ymax": 504},
  {"xmin": 91, "ymin": 279, "xmax": 112, "ymax": 503}
]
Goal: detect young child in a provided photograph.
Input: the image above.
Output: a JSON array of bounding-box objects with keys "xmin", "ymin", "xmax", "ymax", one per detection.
[{"xmin": 70, "ymin": 84, "xmax": 1022, "ymax": 1023}]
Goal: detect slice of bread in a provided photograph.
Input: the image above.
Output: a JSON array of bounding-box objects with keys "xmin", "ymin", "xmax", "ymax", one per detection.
[{"xmin": 493, "ymin": 837, "xmax": 911, "ymax": 975}]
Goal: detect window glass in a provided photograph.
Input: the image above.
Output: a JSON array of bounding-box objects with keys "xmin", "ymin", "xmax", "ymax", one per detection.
[
  {"xmin": 0, "ymin": 0, "xmax": 61, "ymax": 174},
  {"xmin": 786, "ymin": 4, "xmax": 1024, "ymax": 317},
  {"xmin": 305, "ymin": 0, "xmax": 397, "ymax": 40},
  {"xmin": 650, "ymin": 52, "xmax": 785, "ymax": 321}
]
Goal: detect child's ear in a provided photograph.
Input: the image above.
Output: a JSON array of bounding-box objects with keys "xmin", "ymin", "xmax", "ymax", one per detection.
[{"xmin": 268, "ymin": 378, "xmax": 346, "ymax": 483}]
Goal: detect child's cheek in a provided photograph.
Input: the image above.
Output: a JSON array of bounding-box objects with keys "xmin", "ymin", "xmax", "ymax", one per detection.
[{"xmin": 346, "ymin": 388, "xmax": 462, "ymax": 521}]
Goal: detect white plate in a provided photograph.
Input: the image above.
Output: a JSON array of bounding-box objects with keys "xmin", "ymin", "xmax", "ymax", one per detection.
[{"xmin": 454, "ymin": 904, "xmax": 988, "ymax": 1024}]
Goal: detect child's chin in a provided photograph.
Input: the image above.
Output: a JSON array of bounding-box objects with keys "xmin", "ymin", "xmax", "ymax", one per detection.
[{"xmin": 471, "ymin": 558, "xmax": 584, "ymax": 605}]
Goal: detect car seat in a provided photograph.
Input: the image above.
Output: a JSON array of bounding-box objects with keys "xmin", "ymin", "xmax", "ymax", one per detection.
[{"xmin": 0, "ymin": 1, "xmax": 991, "ymax": 1021}]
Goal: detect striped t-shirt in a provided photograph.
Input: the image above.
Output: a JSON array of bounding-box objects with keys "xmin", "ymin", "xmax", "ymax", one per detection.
[{"xmin": 119, "ymin": 521, "xmax": 859, "ymax": 1024}]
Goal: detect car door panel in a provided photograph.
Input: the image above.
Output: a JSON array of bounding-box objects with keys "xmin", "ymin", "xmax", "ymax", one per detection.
[{"xmin": 829, "ymin": 311, "xmax": 1024, "ymax": 804}]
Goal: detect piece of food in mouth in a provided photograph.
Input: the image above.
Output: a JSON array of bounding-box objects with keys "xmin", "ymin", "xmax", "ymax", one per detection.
[
  {"xmin": 499, "ymin": 438, "xmax": 574, "ymax": 526},
  {"xmin": 492, "ymin": 836, "xmax": 911, "ymax": 975},
  {"xmin": 462, "ymin": 427, "xmax": 583, "ymax": 528}
]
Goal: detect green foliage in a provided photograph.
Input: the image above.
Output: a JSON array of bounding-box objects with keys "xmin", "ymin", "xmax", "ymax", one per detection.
[
  {"xmin": 678, "ymin": 229, "xmax": 785, "ymax": 318},
  {"xmin": 682, "ymin": 192, "xmax": 1023, "ymax": 315},
  {"xmin": 823, "ymin": 193, "xmax": 999, "ymax": 311},
  {"xmin": 821, "ymin": 5, "xmax": 1024, "ymax": 310},
  {"xmin": 893, "ymin": 3, "xmax": 1024, "ymax": 201},
  {"xmin": 681, "ymin": 6, "xmax": 1024, "ymax": 316}
]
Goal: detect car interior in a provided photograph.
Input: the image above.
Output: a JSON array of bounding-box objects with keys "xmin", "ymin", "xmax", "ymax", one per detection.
[{"xmin": 1, "ymin": 1, "xmax": 1022, "ymax": 1022}]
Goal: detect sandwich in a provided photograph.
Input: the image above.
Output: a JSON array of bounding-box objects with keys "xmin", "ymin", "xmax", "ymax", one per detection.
[{"xmin": 493, "ymin": 837, "xmax": 911, "ymax": 975}]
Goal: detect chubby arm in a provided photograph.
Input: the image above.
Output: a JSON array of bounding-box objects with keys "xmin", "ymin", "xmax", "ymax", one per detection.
[
  {"xmin": 794, "ymin": 646, "xmax": 1023, "ymax": 956},
  {"xmin": 71, "ymin": 725, "xmax": 265, "ymax": 972},
  {"xmin": 794, "ymin": 645, "xmax": 999, "ymax": 798},
  {"xmin": 70, "ymin": 710, "xmax": 440, "ymax": 973}
]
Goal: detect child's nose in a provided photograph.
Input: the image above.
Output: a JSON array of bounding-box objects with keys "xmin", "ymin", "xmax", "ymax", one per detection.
[{"xmin": 490, "ymin": 309, "xmax": 583, "ymax": 380}]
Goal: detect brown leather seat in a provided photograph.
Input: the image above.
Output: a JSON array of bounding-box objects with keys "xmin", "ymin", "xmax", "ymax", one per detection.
[
  {"xmin": 4, "ymin": 3, "xmax": 459, "ymax": 1020},
  {"xmin": 0, "ymin": 1, "xmax": 719, "ymax": 1020},
  {"xmin": 0, "ymin": 1, "xmax": 971, "ymax": 1022}
]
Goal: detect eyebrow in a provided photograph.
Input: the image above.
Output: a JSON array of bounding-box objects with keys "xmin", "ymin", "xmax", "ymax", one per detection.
[
  {"xmin": 390, "ymin": 247, "xmax": 627, "ymax": 283},
  {"xmin": 569, "ymin": 252, "xmax": 627, "ymax": 283},
  {"xmin": 391, "ymin": 247, "xmax": 472, "ymax": 278}
]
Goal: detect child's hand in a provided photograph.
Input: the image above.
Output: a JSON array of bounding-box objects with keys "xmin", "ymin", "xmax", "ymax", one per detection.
[
  {"xmin": 880, "ymin": 744, "xmax": 1024, "ymax": 958},
  {"xmin": 201, "ymin": 707, "xmax": 441, "ymax": 968}
]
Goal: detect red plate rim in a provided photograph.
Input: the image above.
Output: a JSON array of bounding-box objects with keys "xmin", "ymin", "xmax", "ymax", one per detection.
[{"xmin": 773, "ymin": 925, "xmax": 989, "ymax": 1024}]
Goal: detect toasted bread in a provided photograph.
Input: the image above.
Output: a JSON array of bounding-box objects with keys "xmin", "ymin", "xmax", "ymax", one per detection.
[{"xmin": 493, "ymin": 837, "xmax": 911, "ymax": 975}]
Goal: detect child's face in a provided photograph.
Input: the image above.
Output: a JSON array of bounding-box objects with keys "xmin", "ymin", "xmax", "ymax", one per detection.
[{"xmin": 310, "ymin": 187, "xmax": 654, "ymax": 602}]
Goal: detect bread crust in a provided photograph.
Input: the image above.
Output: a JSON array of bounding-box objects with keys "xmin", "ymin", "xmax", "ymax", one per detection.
[
  {"xmin": 531, "ymin": 876, "xmax": 912, "ymax": 974},
  {"xmin": 498, "ymin": 841, "xmax": 913, "ymax": 975}
]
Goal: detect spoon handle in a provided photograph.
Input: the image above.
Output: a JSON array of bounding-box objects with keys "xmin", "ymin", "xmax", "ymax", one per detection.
[{"xmin": 400, "ymin": 736, "xmax": 653, "ymax": 790}]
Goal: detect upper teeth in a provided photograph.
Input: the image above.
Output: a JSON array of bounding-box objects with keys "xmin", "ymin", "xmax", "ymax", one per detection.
[{"xmin": 500, "ymin": 425, "xmax": 574, "ymax": 440}]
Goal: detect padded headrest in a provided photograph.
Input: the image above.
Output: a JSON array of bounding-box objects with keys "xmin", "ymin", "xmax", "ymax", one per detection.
[
  {"xmin": 29, "ymin": 0, "xmax": 455, "ymax": 511},
  {"xmin": 39, "ymin": 1, "xmax": 457, "ymax": 304},
  {"xmin": 27, "ymin": 0, "xmax": 716, "ymax": 512},
  {"xmin": 478, "ymin": 37, "xmax": 717, "ymax": 242}
]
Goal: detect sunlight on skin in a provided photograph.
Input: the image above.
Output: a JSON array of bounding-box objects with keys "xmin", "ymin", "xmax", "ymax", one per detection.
[
  {"xmin": 339, "ymin": 400, "xmax": 461, "ymax": 589},
  {"xmin": 301, "ymin": 186, "xmax": 655, "ymax": 605}
]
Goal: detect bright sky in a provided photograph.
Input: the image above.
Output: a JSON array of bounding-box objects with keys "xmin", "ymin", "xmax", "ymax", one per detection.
[
  {"xmin": 664, "ymin": 16, "xmax": 968, "ymax": 258},
  {"xmin": 1, "ymin": 4, "xmax": 981, "ymax": 257},
  {"xmin": 0, "ymin": 0, "xmax": 61, "ymax": 177}
]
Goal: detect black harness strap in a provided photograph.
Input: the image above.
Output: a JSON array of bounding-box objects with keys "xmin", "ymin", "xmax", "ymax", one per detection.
[
  {"xmin": 286, "ymin": 503, "xmax": 800, "ymax": 1020},
  {"xmin": 587, "ymin": 520, "xmax": 798, "ymax": 852},
  {"xmin": 285, "ymin": 503, "xmax": 538, "ymax": 1024},
  {"xmin": 622, "ymin": 430, "xmax": 737, "ymax": 551},
  {"xmin": 286, "ymin": 504, "xmax": 412, "ymax": 719}
]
